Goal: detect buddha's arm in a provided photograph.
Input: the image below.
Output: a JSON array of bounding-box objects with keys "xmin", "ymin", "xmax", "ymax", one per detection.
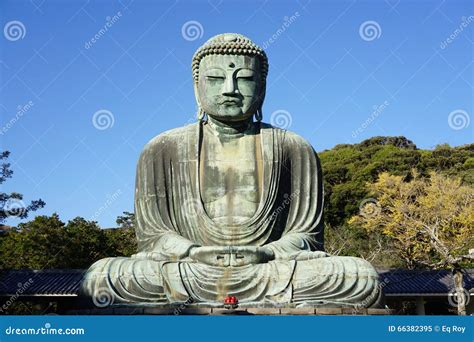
[
  {"xmin": 134, "ymin": 137, "xmax": 199, "ymax": 260},
  {"xmin": 139, "ymin": 233, "xmax": 199, "ymax": 259},
  {"xmin": 264, "ymin": 132, "xmax": 325, "ymax": 260},
  {"xmin": 265, "ymin": 233, "xmax": 317, "ymax": 259}
]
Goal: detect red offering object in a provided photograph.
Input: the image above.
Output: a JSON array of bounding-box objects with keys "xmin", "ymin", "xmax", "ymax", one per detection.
[{"xmin": 224, "ymin": 295, "xmax": 238, "ymax": 307}]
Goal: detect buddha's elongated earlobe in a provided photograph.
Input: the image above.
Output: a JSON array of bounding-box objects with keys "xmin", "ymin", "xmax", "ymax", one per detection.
[
  {"xmin": 255, "ymin": 86, "xmax": 265, "ymax": 122},
  {"xmin": 255, "ymin": 107, "xmax": 262, "ymax": 121},
  {"xmin": 197, "ymin": 107, "xmax": 205, "ymax": 121},
  {"xmin": 194, "ymin": 82, "xmax": 206, "ymax": 122}
]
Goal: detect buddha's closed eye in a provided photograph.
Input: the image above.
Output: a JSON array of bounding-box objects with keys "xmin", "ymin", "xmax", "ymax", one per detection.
[
  {"xmin": 206, "ymin": 76, "xmax": 225, "ymax": 84},
  {"xmin": 237, "ymin": 76, "xmax": 254, "ymax": 81}
]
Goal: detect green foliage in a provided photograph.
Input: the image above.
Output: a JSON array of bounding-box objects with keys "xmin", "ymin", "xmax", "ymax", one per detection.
[
  {"xmin": 104, "ymin": 227, "xmax": 137, "ymax": 257},
  {"xmin": 0, "ymin": 213, "xmax": 137, "ymax": 269},
  {"xmin": 320, "ymin": 137, "xmax": 474, "ymax": 227},
  {"xmin": 324, "ymin": 224, "xmax": 404, "ymax": 268},
  {"xmin": 0, "ymin": 151, "xmax": 45, "ymax": 224},
  {"xmin": 349, "ymin": 171, "xmax": 474, "ymax": 271},
  {"xmin": 115, "ymin": 211, "xmax": 135, "ymax": 229},
  {"xmin": 65, "ymin": 217, "xmax": 109, "ymax": 268},
  {"xmin": 104, "ymin": 211, "xmax": 137, "ymax": 257},
  {"xmin": 321, "ymin": 137, "xmax": 473, "ymax": 268},
  {"xmin": 0, "ymin": 214, "xmax": 68, "ymax": 269}
]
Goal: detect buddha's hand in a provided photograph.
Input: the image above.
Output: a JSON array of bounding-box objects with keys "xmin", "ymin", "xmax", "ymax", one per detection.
[
  {"xmin": 189, "ymin": 246, "xmax": 232, "ymax": 267},
  {"xmin": 229, "ymin": 246, "xmax": 275, "ymax": 267},
  {"xmin": 188, "ymin": 246, "xmax": 274, "ymax": 267}
]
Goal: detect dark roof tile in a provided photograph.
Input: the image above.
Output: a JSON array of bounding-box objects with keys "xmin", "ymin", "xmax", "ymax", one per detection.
[
  {"xmin": 378, "ymin": 269, "xmax": 474, "ymax": 295},
  {"xmin": 0, "ymin": 269, "xmax": 85, "ymax": 296}
]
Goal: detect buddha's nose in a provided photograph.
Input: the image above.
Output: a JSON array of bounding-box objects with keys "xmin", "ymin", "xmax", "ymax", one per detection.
[{"xmin": 222, "ymin": 77, "xmax": 238, "ymax": 95}]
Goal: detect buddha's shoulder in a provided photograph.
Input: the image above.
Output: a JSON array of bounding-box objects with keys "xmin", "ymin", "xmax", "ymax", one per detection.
[
  {"xmin": 142, "ymin": 123, "xmax": 197, "ymax": 150},
  {"xmin": 262, "ymin": 123, "xmax": 315, "ymax": 151}
]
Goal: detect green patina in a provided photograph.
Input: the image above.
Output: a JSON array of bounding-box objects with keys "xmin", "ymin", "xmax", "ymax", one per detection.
[{"xmin": 81, "ymin": 33, "xmax": 383, "ymax": 308}]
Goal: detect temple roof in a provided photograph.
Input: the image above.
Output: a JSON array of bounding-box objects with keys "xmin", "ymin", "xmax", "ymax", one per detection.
[
  {"xmin": 0, "ymin": 268, "xmax": 472, "ymax": 297},
  {"xmin": 0, "ymin": 269, "xmax": 84, "ymax": 297},
  {"xmin": 378, "ymin": 268, "xmax": 474, "ymax": 296}
]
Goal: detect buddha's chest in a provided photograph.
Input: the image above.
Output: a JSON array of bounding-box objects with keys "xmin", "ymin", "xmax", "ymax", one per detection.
[{"xmin": 199, "ymin": 131, "xmax": 263, "ymax": 224}]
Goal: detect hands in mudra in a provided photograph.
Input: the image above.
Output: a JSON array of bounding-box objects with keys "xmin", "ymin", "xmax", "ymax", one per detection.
[{"xmin": 188, "ymin": 245, "xmax": 275, "ymax": 267}]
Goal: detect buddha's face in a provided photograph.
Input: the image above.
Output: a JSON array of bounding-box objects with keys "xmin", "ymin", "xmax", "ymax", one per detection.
[{"xmin": 197, "ymin": 54, "xmax": 264, "ymax": 122}]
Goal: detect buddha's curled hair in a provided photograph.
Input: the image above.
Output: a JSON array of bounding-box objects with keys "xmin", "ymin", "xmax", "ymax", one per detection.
[{"xmin": 191, "ymin": 33, "xmax": 269, "ymax": 84}]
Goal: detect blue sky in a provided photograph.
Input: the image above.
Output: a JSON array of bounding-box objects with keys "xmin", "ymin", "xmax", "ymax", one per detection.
[{"xmin": 0, "ymin": 0, "xmax": 473, "ymax": 228}]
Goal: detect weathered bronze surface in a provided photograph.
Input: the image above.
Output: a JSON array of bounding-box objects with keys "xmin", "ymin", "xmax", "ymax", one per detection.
[{"xmin": 80, "ymin": 33, "xmax": 383, "ymax": 308}]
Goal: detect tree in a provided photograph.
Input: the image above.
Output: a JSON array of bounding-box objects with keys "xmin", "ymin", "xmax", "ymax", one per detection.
[
  {"xmin": 103, "ymin": 211, "xmax": 137, "ymax": 257},
  {"xmin": 324, "ymin": 224, "xmax": 403, "ymax": 268},
  {"xmin": 0, "ymin": 214, "xmax": 110, "ymax": 269},
  {"xmin": 65, "ymin": 217, "xmax": 109, "ymax": 268},
  {"xmin": 319, "ymin": 138, "xmax": 473, "ymax": 227},
  {"xmin": 0, "ymin": 151, "xmax": 45, "ymax": 224},
  {"xmin": 350, "ymin": 171, "xmax": 474, "ymax": 315},
  {"xmin": 320, "ymin": 138, "xmax": 473, "ymax": 271},
  {"xmin": 0, "ymin": 214, "xmax": 68, "ymax": 269},
  {"xmin": 115, "ymin": 211, "xmax": 135, "ymax": 229},
  {"xmin": 104, "ymin": 227, "xmax": 137, "ymax": 257}
]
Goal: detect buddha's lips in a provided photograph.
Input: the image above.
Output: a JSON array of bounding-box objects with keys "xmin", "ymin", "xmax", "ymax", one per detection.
[{"xmin": 218, "ymin": 98, "xmax": 242, "ymax": 105}]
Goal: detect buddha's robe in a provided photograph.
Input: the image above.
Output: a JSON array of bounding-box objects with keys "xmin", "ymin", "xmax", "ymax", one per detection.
[{"xmin": 80, "ymin": 122, "xmax": 383, "ymax": 307}]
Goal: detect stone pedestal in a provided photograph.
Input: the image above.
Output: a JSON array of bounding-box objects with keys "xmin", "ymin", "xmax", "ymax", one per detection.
[{"xmin": 67, "ymin": 306, "xmax": 394, "ymax": 315}]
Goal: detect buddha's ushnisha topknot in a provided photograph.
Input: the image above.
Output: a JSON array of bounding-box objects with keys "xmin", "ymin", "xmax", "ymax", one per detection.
[{"xmin": 192, "ymin": 33, "xmax": 269, "ymax": 83}]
